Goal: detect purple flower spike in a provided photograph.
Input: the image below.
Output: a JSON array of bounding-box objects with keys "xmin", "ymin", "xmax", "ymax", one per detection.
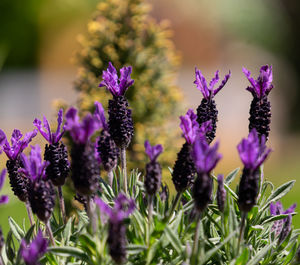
[
  {"xmin": 95, "ymin": 193, "xmax": 135, "ymax": 223},
  {"xmin": 2, "ymin": 129, "xmax": 37, "ymax": 160},
  {"xmin": 21, "ymin": 230, "xmax": 48, "ymax": 265},
  {"xmin": 192, "ymin": 136, "xmax": 222, "ymax": 174},
  {"xmin": 0, "ymin": 169, "xmax": 9, "ymax": 205},
  {"xmin": 243, "ymin": 65, "xmax": 273, "ymax": 98},
  {"xmin": 179, "ymin": 109, "xmax": 199, "ymax": 144},
  {"xmin": 237, "ymin": 129, "xmax": 271, "ymax": 171},
  {"xmin": 65, "ymin": 107, "xmax": 101, "ymax": 144},
  {"xmin": 99, "ymin": 62, "xmax": 134, "ymax": 97},
  {"xmin": 194, "ymin": 68, "xmax": 231, "ymax": 100},
  {"xmin": 94, "ymin": 101, "xmax": 108, "ymax": 130},
  {"xmin": 33, "ymin": 109, "xmax": 65, "ymax": 144},
  {"xmin": 20, "ymin": 145, "xmax": 49, "ymax": 182},
  {"xmin": 144, "ymin": 140, "xmax": 163, "ymax": 162}
]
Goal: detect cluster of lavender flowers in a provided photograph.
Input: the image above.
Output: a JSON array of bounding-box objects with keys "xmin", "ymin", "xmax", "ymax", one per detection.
[{"xmin": 0, "ymin": 62, "xmax": 298, "ymax": 265}]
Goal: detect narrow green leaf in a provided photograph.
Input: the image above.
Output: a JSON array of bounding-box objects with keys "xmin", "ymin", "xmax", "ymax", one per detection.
[
  {"xmin": 8, "ymin": 216, "xmax": 25, "ymax": 242},
  {"xmin": 261, "ymin": 214, "xmax": 289, "ymax": 225},
  {"xmin": 126, "ymin": 244, "xmax": 147, "ymax": 255},
  {"xmin": 225, "ymin": 168, "xmax": 239, "ymax": 185},
  {"xmin": 235, "ymin": 247, "xmax": 249, "ymax": 265},
  {"xmin": 24, "ymin": 225, "xmax": 35, "ymax": 242},
  {"xmin": 247, "ymin": 242, "xmax": 275, "ymax": 265},
  {"xmin": 48, "ymin": 246, "xmax": 92, "ymax": 263},
  {"xmin": 63, "ymin": 217, "xmax": 73, "ymax": 245},
  {"xmin": 282, "ymin": 242, "xmax": 297, "ymax": 265},
  {"xmin": 164, "ymin": 225, "xmax": 183, "ymax": 254},
  {"xmin": 5, "ymin": 231, "xmax": 15, "ymax": 262}
]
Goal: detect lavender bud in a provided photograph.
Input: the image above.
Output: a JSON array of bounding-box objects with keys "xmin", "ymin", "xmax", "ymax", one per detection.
[
  {"xmin": 238, "ymin": 168, "xmax": 260, "ymax": 213},
  {"xmin": 194, "ymin": 68, "xmax": 231, "ymax": 143},
  {"xmin": 97, "ymin": 129, "xmax": 119, "ymax": 172},
  {"xmin": 6, "ymin": 158, "xmax": 29, "ymax": 202},
  {"xmin": 144, "ymin": 141, "xmax": 163, "ymax": 196},
  {"xmin": 108, "ymin": 221, "xmax": 127, "ymax": 264},
  {"xmin": 71, "ymin": 142, "xmax": 100, "ymax": 196},
  {"xmin": 44, "ymin": 142, "xmax": 70, "ymax": 186},
  {"xmin": 217, "ymin": 174, "xmax": 226, "ymax": 212},
  {"xmin": 172, "ymin": 142, "xmax": 195, "ymax": 192},
  {"xmin": 108, "ymin": 96, "xmax": 134, "ymax": 148},
  {"xmin": 278, "ymin": 214, "xmax": 292, "ymax": 244},
  {"xmin": 243, "ymin": 65, "xmax": 273, "ymax": 140},
  {"xmin": 193, "ymin": 172, "xmax": 213, "ymax": 212},
  {"xmin": 160, "ymin": 184, "xmax": 169, "ymax": 202},
  {"xmin": 28, "ymin": 178, "xmax": 55, "ymax": 223}
]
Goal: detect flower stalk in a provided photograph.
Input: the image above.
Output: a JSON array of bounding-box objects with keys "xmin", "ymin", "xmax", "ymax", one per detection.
[
  {"xmin": 57, "ymin": 186, "xmax": 67, "ymax": 224},
  {"xmin": 120, "ymin": 148, "xmax": 128, "ymax": 194},
  {"xmin": 25, "ymin": 199, "xmax": 35, "ymax": 227}
]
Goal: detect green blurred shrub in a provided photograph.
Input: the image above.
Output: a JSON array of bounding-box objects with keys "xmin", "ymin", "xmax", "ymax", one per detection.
[{"xmin": 73, "ymin": 0, "xmax": 183, "ymax": 171}]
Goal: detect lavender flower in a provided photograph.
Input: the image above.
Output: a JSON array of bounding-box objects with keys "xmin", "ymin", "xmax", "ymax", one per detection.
[
  {"xmin": 34, "ymin": 109, "xmax": 70, "ymax": 186},
  {"xmin": 270, "ymin": 201, "xmax": 296, "ymax": 236},
  {"xmin": 95, "ymin": 194, "xmax": 135, "ymax": 264},
  {"xmin": 278, "ymin": 214, "xmax": 292, "ymax": 244},
  {"xmin": 144, "ymin": 140, "xmax": 163, "ymax": 196},
  {"xmin": 0, "ymin": 129, "xmax": 37, "ymax": 202},
  {"xmin": 0, "ymin": 169, "xmax": 8, "ymax": 252},
  {"xmin": 20, "ymin": 145, "xmax": 55, "ymax": 222},
  {"xmin": 243, "ymin": 65, "xmax": 273, "ymax": 140},
  {"xmin": 194, "ymin": 68, "xmax": 231, "ymax": 143},
  {"xmin": 99, "ymin": 62, "xmax": 134, "ymax": 148},
  {"xmin": 217, "ymin": 174, "xmax": 226, "ymax": 212},
  {"xmin": 21, "ymin": 230, "xmax": 48, "ymax": 265},
  {"xmin": 65, "ymin": 107, "xmax": 101, "ymax": 196},
  {"xmin": 94, "ymin": 101, "xmax": 119, "ymax": 172},
  {"xmin": 192, "ymin": 136, "xmax": 222, "ymax": 212},
  {"xmin": 237, "ymin": 129, "xmax": 271, "ymax": 212}
]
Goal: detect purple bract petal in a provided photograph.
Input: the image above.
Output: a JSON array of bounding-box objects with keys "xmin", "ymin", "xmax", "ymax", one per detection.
[
  {"xmin": 94, "ymin": 101, "xmax": 108, "ymax": 130},
  {"xmin": 0, "ymin": 168, "xmax": 9, "ymax": 205},
  {"xmin": 64, "ymin": 107, "xmax": 101, "ymax": 144},
  {"xmin": 99, "ymin": 62, "xmax": 134, "ymax": 97},
  {"xmin": 2, "ymin": 129, "xmax": 37, "ymax": 160},
  {"xmin": 192, "ymin": 136, "xmax": 222, "ymax": 173},
  {"xmin": 95, "ymin": 193, "xmax": 135, "ymax": 223},
  {"xmin": 243, "ymin": 65, "xmax": 273, "ymax": 98},
  {"xmin": 34, "ymin": 109, "xmax": 65, "ymax": 144},
  {"xmin": 237, "ymin": 129, "xmax": 271, "ymax": 170},
  {"xmin": 21, "ymin": 230, "xmax": 48, "ymax": 265},
  {"xmin": 20, "ymin": 145, "xmax": 49, "ymax": 182},
  {"xmin": 179, "ymin": 109, "xmax": 199, "ymax": 144},
  {"xmin": 194, "ymin": 67, "xmax": 231, "ymax": 100},
  {"xmin": 144, "ymin": 140, "xmax": 163, "ymax": 161}
]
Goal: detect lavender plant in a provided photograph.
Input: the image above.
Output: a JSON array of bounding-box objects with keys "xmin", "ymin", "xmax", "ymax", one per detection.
[{"xmin": 0, "ymin": 64, "xmax": 300, "ymax": 265}]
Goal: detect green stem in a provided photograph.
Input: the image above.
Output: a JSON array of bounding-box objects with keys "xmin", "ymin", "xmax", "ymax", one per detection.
[
  {"xmin": 86, "ymin": 196, "xmax": 97, "ymax": 233},
  {"xmin": 191, "ymin": 213, "xmax": 201, "ymax": 265},
  {"xmin": 120, "ymin": 148, "xmax": 128, "ymax": 194},
  {"xmin": 164, "ymin": 192, "xmax": 182, "ymax": 223},
  {"xmin": 147, "ymin": 195, "xmax": 153, "ymax": 247},
  {"xmin": 25, "ymin": 199, "xmax": 35, "ymax": 227},
  {"xmin": 57, "ymin": 186, "xmax": 67, "ymax": 224},
  {"xmin": 237, "ymin": 211, "xmax": 247, "ymax": 256},
  {"xmin": 45, "ymin": 220, "xmax": 55, "ymax": 246}
]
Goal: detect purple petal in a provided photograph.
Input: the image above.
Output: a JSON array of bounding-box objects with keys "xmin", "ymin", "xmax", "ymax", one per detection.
[
  {"xmin": 144, "ymin": 140, "xmax": 163, "ymax": 161},
  {"xmin": 53, "ymin": 109, "xmax": 65, "ymax": 143},
  {"xmin": 0, "ymin": 129, "xmax": 7, "ymax": 148},
  {"xmin": 213, "ymin": 70, "xmax": 231, "ymax": 96},
  {"xmin": 194, "ymin": 67, "xmax": 210, "ymax": 99},
  {"xmin": 270, "ymin": 202, "xmax": 277, "ymax": 216},
  {"xmin": 94, "ymin": 101, "xmax": 108, "ymax": 130},
  {"xmin": 209, "ymin": 70, "xmax": 220, "ymax": 91},
  {"xmin": 33, "ymin": 118, "xmax": 50, "ymax": 142},
  {"xmin": 283, "ymin": 203, "xmax": 297, "ymax": 215},
  {"xmin": 0, "ymin": 169, "xmax": 7, "ymax": 190},
  {"xmin": 95, "ymin": 197, "xmax": 113, "ymax": 219},
  {"xmin": 119, "ymin": 66, "xmax": 134, "ymax": 95},
  {"xmin": 0, "ymin": 195, "xmax": 9, "ymax": 205}
]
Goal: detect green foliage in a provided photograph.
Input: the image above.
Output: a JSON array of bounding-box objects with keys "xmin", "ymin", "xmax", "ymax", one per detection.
[
  {"xmin": 72, "ymin": 0, "xmax": 182, "ymax": 170},
  {"xmin": 2, "ymin": 168, "xmax": 300, "ymax": 264}
]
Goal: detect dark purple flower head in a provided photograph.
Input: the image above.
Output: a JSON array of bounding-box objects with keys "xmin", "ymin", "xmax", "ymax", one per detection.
[
  {"xmin": 95, "ymin": 193, "xmax": 135, "ymax": 224},
  {"xmin": 19, "ymin": 145, "xmax": 49, "ymax": 182},
  {"xmin": 1, "ymin": 129, "xmax": 37, "ymax": 160},
  {"xmin": 194, "ymin": 68, "xmax": 231, "ymax": 100},
  {"xmin": 144, "ymin": 140, "xmax": 163, "ymax": 162},
  {"xmin": 243, "ymin": 65, "xmax": 273, "ymax": 98},
  {"xmin": 192, "ymin": 136, "xmax": 222, "ymax": 174},
  {"xmin": 64, "ymin": 107, "xmax": 101, "ymax": 144},
  {"xmin": 0, "ymin": 169, "xmax": 9, "ymax": 205},
  {"xmin": 94, "ymin": 101, "xmax": 108, "ymax": 131},
  {"xmin": 21, "ymin": 230, "xmax": 48, "ymax": 265},
  {"xmin": 33, "ymin": 109, "xmax": 65, "ymax": 144},
  {"xmin": 99, "ymin": 62, "xmax": 134, "ymax": 97},
  {"xmin": 237, "ymin": 129, "xmax": 271, "ymax": 171}
]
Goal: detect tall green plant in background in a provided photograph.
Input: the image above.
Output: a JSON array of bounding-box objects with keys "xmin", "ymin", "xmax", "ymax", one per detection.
[{"xmin": 74, "ymin": 0, "xmax": 182, "ymax": 170}]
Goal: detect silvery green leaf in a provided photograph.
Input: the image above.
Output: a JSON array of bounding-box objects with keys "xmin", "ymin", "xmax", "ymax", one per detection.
[
  {"xmin": 225, "ymin": 168, "xmax": 239, "ymax": 185},
  {"xmin": 8, "ymin": 217, "xmax": 24, "ymax": 242}
]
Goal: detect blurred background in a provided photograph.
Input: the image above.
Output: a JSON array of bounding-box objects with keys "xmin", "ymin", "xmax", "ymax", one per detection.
[{"xmin": 1, "ymin": 0, "xmax": 300, "ymax": 232}]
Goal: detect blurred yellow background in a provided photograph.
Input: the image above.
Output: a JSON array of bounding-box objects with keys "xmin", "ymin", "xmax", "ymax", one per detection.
[{"xmin": 1, "ymin": 0, "xmax": 300, "ymax": 232}]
